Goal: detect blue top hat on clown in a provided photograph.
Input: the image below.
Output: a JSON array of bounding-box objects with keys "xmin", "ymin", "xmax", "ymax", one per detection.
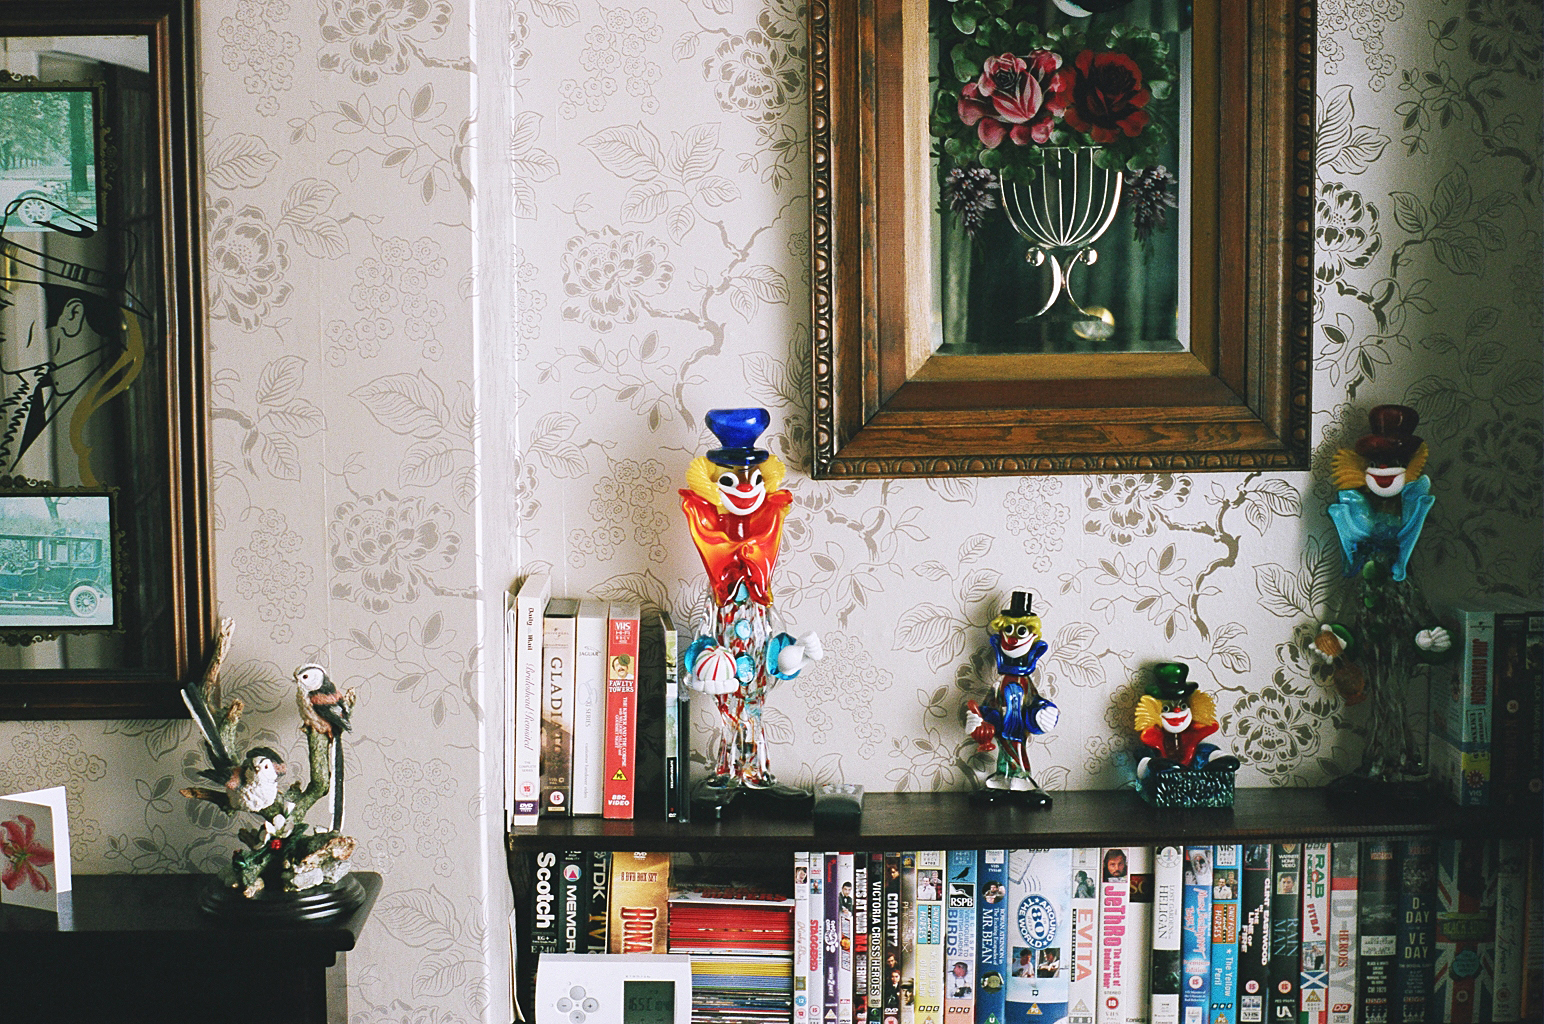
[{"xmin": 681, "ymin": 409, "xmax": 821, "ymax": 800}]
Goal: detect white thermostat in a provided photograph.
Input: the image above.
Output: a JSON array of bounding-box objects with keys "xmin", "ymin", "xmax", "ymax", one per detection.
[{"xmin": 535, "ymin": 953, "xmax": 693, "ymax": 1024}]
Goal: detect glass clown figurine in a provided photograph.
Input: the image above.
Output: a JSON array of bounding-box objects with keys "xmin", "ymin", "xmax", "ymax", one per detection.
[
  {"xmin": 680, "ymin": 408, "xmax": 821, "ymax": 815},
  {"xmin": 1130, "ymin": 661, "xmax": 1240, "ymax": 808},
  {"xmin": 964, "ymin": 590, "xmax": 1059, "ymax": 809},
  {"xmin": 1313, "ymin": 404, "xmax": 1451, "ymax": 793}
]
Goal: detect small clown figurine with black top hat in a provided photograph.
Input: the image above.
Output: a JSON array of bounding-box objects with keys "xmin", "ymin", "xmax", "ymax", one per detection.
[
  {"xmin": 1326, "ymin": 404, "xmax": 1435, "ymax": 584},
  {"xmin": 965, "ymin": 590, "xmax": 1059, "ymax": 808},
  {"xmin": 1132, "ymin": 661, "xmax": 1239, "ymax": 780},
  {"xmin": 681, "ymin": 408, "xmax": 822, "ymax": 809}
]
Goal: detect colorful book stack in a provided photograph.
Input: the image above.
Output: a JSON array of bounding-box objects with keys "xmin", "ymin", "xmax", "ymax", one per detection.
[
  {"xmin": 504, "ymin": 579, "xmax": 692, "ymax": 822},
  {"xmin": 670, "ymin": 880, "xmax": 795, "ymax": 1024}
]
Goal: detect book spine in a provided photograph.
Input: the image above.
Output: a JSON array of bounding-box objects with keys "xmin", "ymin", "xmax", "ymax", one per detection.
[
  {"xmin": 797, "ymin": 852, "xmax": 812, "ymax": 1024},
  {"xmin": 602, "ymin": 603, "xmax": 640, "ymax": 819},
  {"xmin": 1239, "ymin": 844, "xmax": 1273, "ymax": 1024},
  {"xmin": 541, "ymin": 600, "xmax": 578, "ymax": 816},
  {"xmin": 1299, "ymin": 842, "xmax": 1329, "ymax": 1024},
  {"xmin": 1007, "ymin": 847, "xmax": 1072, "ymax": 1024},
  {"xmin": 857, "ymin": 856, "xmax": 871, "ymax": 1024},
  {"xmin": 1525, "ymin": 615, "xmax": 1544, "ymax": 808},
  {"xmin": 1326, "ymin": 843, "xmax": 1357, "ymax": 1024},
  {"xmin": 813, "ymin": 854, "xmax": 828, "ymax": 1024},
  {"xmin": 1151, "ymin": 845, "xmax": 1183, "ymax": 1024},
  {"xmin": 532, "ymin": 849, "xmax": 560, "ymax": 954},
  {"xmin": 870, "ymin": 852, "xmax": 886, "ymax": 1024},
  {"xmin": 901, "ymin": 852, "xmax": 918, "ymax": 1024},
  {"xmin": 1490, "ymin": 612, "xmax": 1531, "ymax": 807},
  {"xmin": 1211, "ymin": 844, "xmax": 1242, "ymax": 1024},
  {"xmin": 571, "ymin": 599, "xmax": 608, "ymax": 816},
  {"xmin": 558, "ymin": 848, "xmax": 586, "ymax": 952},
  {"xmin": 1490, "ymin": 839, "xmax": 1526, "ymax": 1022},
  {"xmin": 1069, "ymin": 847, "xmax": 1101, "ymax": 1024},
  {"xmin": 977, "ymin": 849, "xmax": 1009, "ymax": 1024},
  {"xmin": 1395, "ymin": 839, "xmax": 1436, "ymax": 1024},
  {"xmin": 513, "ymin": 573, "xmax": 551, "ymax": 824},
  {"xmin": 827, "ymin": 853, "xmax": 843, "ymax": 1024},
  {"xmin": 1269, "ymin": 843, "xmax": 1302, "ymax": 1024},
  {"xmin": 1179, "ymin": 846, "xmax": 1211, "ymax": 1024},
  {"xmin": 586, "ymin": 848, "xmax": 609, "ymax": 953},
  {"xmin": 945, "ymin": 848, "xmax": 977, "ymax": 1023},
  {"xmin": 884, "ymin": 852, "xmax": 904, "ymax": 1024},
  {"xmin": 917, "ymin": 850, "xmax": 945, "ymax": 1024},
  {"xmin": 842, "ymin": 853, "xmax": 858, "ymax": 1024},
  {"xmin": 1358, "ymin": 840, "xmax": 1399, "ymax": 1024},
  {"xmin": 1098, "ymin": 848, "xmax": 1132, "ymax": 1024},
  {"xmin": 1522, "ymin": 839, "xmax": 1543, "ymax": 1022},
  {"xmin": 503, "ymin": 587, "xmax": 516, "ymax": 827},
  {"xmin": 661, "ymin": 611, "xmax": 680, "ymax": 822},
  {"xmin": 1126, "ymin": 846, "xmax": 1155, "ymax": 1024}
]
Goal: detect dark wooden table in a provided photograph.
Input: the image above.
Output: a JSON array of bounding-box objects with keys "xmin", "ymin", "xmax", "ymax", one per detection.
[{"xmin": 0, "ymin": 872, "xmax": 380, "ymax": 1023}]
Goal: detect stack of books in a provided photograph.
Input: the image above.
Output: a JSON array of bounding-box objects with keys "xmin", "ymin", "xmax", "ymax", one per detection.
[
  {"xmin": 504, "ymin": 573, "xmax": 693, "ymax": 825},
  {"xmin": 1429, "ymin": 604, "xmax": 1543, "ymax": 808},
  {"xmin": 787, "ymin": 840, "xmax": 1544, "ymax": 1024},
  {"xmin": 671, "ymin": 881, "xmax": 795, "ymax": 1024}
]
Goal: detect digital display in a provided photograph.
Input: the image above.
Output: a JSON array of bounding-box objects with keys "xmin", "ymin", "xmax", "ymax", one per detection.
[{"xmin": 623, "ymin": 980, "xmax": 675, "ymax": 1024}]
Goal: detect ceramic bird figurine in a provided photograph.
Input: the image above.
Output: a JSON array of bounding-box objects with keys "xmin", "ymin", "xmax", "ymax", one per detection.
[
  {"xmin": 230, "ymin": 747, "xmax": 286, "ymax": 813},
  {"xmin": 295, "ymin": 664, "xmax": 352, "ymax": 739},
  {"xmin": 295, "ymin": 663, "xmax": 353, "ymax": 829}
]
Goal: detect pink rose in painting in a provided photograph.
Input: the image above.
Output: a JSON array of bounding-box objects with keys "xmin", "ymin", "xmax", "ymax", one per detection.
[
  {"xmin": 1062, "ymin": 49, "xmax": 1152, "ymax": 144},
  {"xmin": 957, "ymin": 50, "xmax": 1071, "ymax": 149},
  {"xmin": 1, "ymin": 815, "xmax": 54, "ymax": 893}
]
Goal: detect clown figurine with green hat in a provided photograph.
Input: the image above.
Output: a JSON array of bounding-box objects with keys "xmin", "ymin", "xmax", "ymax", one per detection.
[
  {"xmin": 681, "ymin": 407, "xmax": 822, "ymax": 817},
  {"xmin": 965, "ymin": 590, "xmax": 1059, "ymax": 809},
  {"xmin": 1131, "ymin": 661, "xmax": 1239, "ymax": 808}
]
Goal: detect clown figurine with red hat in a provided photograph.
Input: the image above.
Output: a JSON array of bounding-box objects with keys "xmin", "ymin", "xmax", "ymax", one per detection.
[
  {"xmin": 681, "ymin": 408, "xmax": 822, "ymax": 816},
  {"xmin": 1311, "ymin": 404, "xmax": 1453, "ymax": 796},
  {"xmin": 964, "ymin": 590, "xmax": 1059, "ymax": 809}
]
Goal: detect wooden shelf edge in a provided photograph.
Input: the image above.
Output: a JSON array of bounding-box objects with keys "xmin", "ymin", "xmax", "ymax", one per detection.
[{"xmin": 504, "ymin": 788, "xmax": 1539, "ymax": 853}]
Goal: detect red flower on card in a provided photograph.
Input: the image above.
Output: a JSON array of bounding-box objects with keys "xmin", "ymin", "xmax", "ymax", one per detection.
[{"xmin": 1, "ymin": 814, "xmax": 54, "ymax": 893}]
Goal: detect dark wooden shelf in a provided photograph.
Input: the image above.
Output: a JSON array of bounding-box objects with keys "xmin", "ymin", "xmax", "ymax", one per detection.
[{"xmin": 506, "ymin": 788, "xmax": 1542, "ymax": 853}]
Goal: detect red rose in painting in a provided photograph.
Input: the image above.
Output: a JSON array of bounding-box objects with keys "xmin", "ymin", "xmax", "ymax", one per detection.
[
  {"xmin": 1, "ymin": 814, "xmax": 54, "ymax": 893},
  {"xmin": 1063, "ymin": 49, "xmax": 1152, "ymax": 144},
  {"xmin": 957, "ymin": 50, "xmax": 1072, "ymax": 148}
]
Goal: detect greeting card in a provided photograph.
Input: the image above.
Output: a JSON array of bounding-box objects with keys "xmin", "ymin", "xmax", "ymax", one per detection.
[{"xmin": 0, "ymin": 786, "xmax": 71, "ymax": 913}]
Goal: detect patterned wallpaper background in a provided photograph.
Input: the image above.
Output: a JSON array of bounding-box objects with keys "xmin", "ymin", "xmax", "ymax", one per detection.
[{"xmin": 0, "ymin": 1, "xmax": 1537, "ymax": 1021}]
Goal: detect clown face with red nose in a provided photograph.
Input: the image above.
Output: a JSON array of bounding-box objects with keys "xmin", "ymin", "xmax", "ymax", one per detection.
[{"xmin": 1326, "ymin": 404, "xmax": 1436, "ymax": 584}]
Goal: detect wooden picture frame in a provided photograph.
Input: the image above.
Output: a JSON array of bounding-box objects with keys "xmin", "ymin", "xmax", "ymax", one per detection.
[
  {"xmin": 0, "ymin": 0, "xmax": 212, "ymax": 718},
  {"xmin": 809, "ymin": 0, "xmax": 1314, "ymax": 477}
]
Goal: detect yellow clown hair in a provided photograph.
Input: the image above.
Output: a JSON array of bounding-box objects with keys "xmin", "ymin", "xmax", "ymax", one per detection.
[
  {"xmin": 685, "ymin": 452, "xmax": 788, "ymax": 509},
  {"xmin": 988, "ymin": 611, "xmax": 1041, "ymax": 638},
  {"xmin": 1330, "ymin": 441, "xmax": 1429, "ymax": 493},
  {"xmin": 1133, "ymin": 689, "xmax": 1218, "ymax": 731}
]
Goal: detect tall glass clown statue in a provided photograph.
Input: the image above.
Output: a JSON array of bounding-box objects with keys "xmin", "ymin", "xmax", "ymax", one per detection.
[
  {"xmin": 681, "ymin": 408, "xmax": 822, "ymax": 816},
  {"xmin": 964, "ymin": 590, "xmax": 1059, "ymax": 808},
  {"xmin": 1313, "ymin": 404, "xmax": 1451, "ymax": 795}
]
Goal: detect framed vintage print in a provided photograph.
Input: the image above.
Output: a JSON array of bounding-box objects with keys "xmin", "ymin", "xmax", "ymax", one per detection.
[
  {"xmin": 0, "ymin": 0, "xmax": 213, "ymax": 718},
  {"xmin": 809, "ymin": 0, "xmax": 1314, "ymax": 477},
  {"xmin": 0, "ymin": 79, "xmax": 102, "ymax": 235},
  {"xmin": 0, "ymin": 484, "xmax": 119, "ymax": 632}
]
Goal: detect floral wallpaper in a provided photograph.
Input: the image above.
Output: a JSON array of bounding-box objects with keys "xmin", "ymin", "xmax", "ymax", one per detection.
[{"xmin": 0, "ymin": 1, "xmax": 1537, "ymax": 1022}]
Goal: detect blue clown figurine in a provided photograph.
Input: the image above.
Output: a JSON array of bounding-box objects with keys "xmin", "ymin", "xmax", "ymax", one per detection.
[
  {"xmin": 1326, "ymin": 404, "xmax": 1434, "ymax": 584},
  {"xmin": 965, "ymin": 590, "xmax": 1059, "ymax": 808}
]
